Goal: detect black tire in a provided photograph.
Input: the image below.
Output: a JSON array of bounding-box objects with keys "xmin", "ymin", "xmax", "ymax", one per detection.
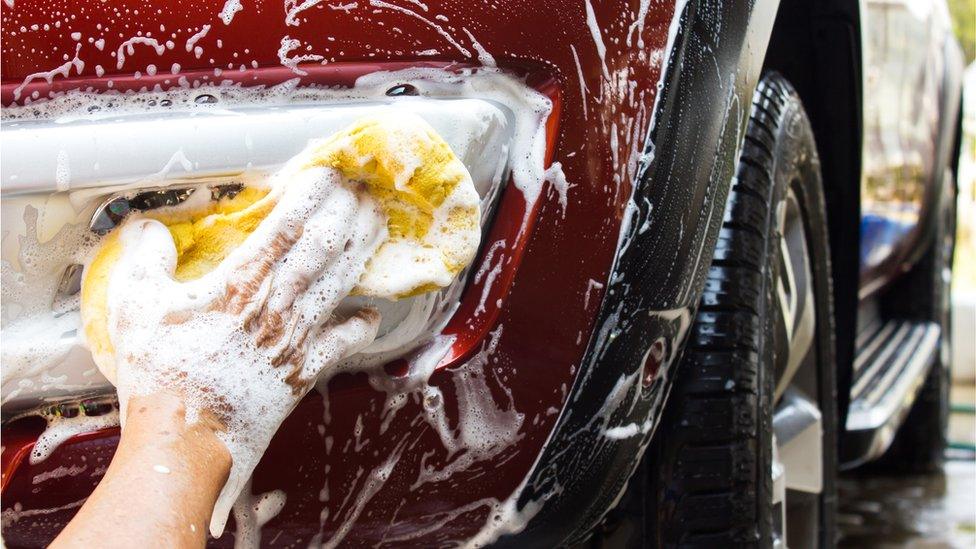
[
  {"xmin": 647, "ymin": 73, "xmax": 837, "ymax": 546},
  {"xmin": 869, "ymin": 170, "xmax": 956, "ymax": 473}
]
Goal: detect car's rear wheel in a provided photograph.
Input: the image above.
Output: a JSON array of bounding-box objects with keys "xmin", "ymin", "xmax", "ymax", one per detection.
[{"xmin": 648, "ymin": 73, "xmax": 837, "ymax": 547}]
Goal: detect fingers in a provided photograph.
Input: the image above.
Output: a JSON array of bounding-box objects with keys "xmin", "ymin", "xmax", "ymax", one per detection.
[
  {"xmin": 268, "ymin": 186, "xmax": 386, "ymax": 327},
  {"xmin": 203, "ymin": 166, "xmax": 385, "ymax": 362},
  {"xmin": 260, "ymin": 180, "xmax": 363, "ymax": 321},
  {"xmin": 303, "ymin": 308, "xmax": 381, "ymax": 379},
  {"xmin": 104, "ymin": 218, "xmax": 180, "ymax": 344},
  {"xmin": 216, "ymin": 167, "xmax": 339, "ymax": 278},
  {"xmin": 205, "ymin": 168, "xmax": 350, "ymax": 317},
  {"xmin": 230, "ymin": 171, "xmax": 385, "ymax": 351}
]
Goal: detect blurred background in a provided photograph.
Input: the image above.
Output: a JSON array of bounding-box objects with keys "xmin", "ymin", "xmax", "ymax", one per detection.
[
  {"xmin": 949, "ymin": 0, "xmax": 975, "ymax": 383},
  {"xmin": 839, "ymin": 2, "xmax": 975, "ymax": 546}
]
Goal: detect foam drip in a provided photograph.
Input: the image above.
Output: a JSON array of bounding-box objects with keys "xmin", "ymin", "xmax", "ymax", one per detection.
[{"xmin": 231, "ymin": 480, "xmax": 287, "ymax": 549}]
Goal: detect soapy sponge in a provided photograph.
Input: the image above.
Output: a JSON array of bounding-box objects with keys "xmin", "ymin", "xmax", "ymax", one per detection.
[{"xmin": 81, "ymin": 111, "xmax": 481, "ymax": 382}]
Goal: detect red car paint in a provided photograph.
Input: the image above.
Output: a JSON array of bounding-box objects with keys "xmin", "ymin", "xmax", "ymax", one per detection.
[{"xmin": 0, "ymin": 0, "xmax": 675, "ymax": 545}]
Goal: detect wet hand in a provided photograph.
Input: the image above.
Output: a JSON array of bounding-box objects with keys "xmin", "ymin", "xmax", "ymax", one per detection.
[{"xmin": 102, "ymin": 167, "xmax": 385, "ymax": 532}]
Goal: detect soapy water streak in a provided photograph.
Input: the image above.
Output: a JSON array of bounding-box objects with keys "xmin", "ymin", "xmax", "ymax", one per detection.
[
  {"xmin": 309, "ymin": 326, "xmax": 536, "ymax": 547},
  {"xmin": 115, "ymin": 36, "xmax": 166, "ymax": 70},
  {"xmin": 11, "ymin": 44, "xmax": 83, "ymax": 101}
]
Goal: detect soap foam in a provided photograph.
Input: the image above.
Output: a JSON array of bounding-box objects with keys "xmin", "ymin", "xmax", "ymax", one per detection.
[{"xmin": 30, "ymin": 408, "xmax": 120, "ymax": 464}]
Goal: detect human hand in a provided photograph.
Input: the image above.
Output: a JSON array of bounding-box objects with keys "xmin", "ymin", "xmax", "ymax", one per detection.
[{"xmin": 100, "ymin": 167, "xmax": 385, "ymax": 534}]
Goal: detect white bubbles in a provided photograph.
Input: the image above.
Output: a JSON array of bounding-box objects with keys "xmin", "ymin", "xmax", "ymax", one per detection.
[
  {"xmin": 2, "ymin": 68, "xmax": 559, "ymax": 545},
  {"xmin": 115, "ymin": 36, "xmax": 166, "ymax": 70},
  {"xmin": 29, "ymin": 408, "xmax": 120, "ymax": 464}
]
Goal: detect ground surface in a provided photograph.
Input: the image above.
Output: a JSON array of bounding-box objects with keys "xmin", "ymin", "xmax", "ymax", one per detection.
[{"xmin": 838, "ymin": 383, "xmax": 976, "ymax": 548}]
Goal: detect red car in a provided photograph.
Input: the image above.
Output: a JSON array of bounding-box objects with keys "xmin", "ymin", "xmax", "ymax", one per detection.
[{"xmin": 0, "ymin": 0, "xmax": 964, "ymax": 546}]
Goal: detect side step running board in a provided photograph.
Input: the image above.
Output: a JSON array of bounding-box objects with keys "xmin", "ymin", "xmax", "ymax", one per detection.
[{"xmin": 841, "ymin": 319, "xmax": 941, "ymax": 468}]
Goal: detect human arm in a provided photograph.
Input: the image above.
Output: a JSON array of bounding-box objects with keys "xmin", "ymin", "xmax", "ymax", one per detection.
[{"xmin": 51, "ymin": 391, "xmax": 230, "ymax": 549}]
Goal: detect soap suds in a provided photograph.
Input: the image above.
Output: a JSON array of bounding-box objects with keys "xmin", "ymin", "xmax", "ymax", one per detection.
[
  {"xmin": 55, "ymin": 150, "xmax": 71, "ymax": 192},
  {"xmin": 2, "ymin": 69, "xmax": 544, "ymax": 411},
  {"xmin": 30, "ymin": 409, "xmax": 120, "ymax": 464},
  {"xmin": 368, "ymin": 1, "xmax": 471, "ymax": 58},
  {"xmin": 1, "ymin": 202, "xmax": 97, "ymax": 406},
  {"xmin": 473, "ymin": 239, "xmax": 506, "ymax": 316},
  {"xmin": 583, "ymin": 0, "xmax": 611, "ymax": 82},
  {"xmin": 309, "ymin": 326, "xmax": 538, "ymax": 547},
  {"xmin": 115, "ymin": 36, "xmax": 165, "ymax": 70},
  {"xmin": 544, "ymin": 161, "xmax": 570, "ymax": 216},
  {"xmin": 96, "ymin": 166, "xmax": 387, "ymax": 536},
  {"xmin": 2, "ymin": 67, "xmax": 559, "ymax": 545},
  {"xmin": 72, "ymin": 111, "xmax": 485, "ymax": 537},
  {"xmin": 219, "ymin": 0, "xmax": 244, "ymax": 25},
  {"xmin": 603, "ymin": 420, "xmax": 651, "ymax": 440},
  {"xmin": 277, "ymin": 36, "xmax": 324, "ymax": 75},
  {"xmin": 184, "ymin": 25, "xmax": 211, "ymax": 54},
  {"xmin": 32, "ymin": 464, "xmax": 87, "ymax": 485},
  {"xmin": 462, "ymin": 27, "xmax": 495, "ymax": 67},
  {"xmin": 570, "ymin": 44, "xmax": 589, "ymax": 121},
  {"xmin": 11, "ymin": 44, "xmax": 83, "ymax": 101},
  {"xmin": 2, "ymin": 499, "xmax": 87, "ymax": 530},
  {"xmin": 284, "ymin": 0, "xmax": 325, "ymax": 26},
  {"xmin": 583, "ymin": 278, "xmax": 604, "ymax": 309},
  {"xmin": 356, "ymin": 68, "xmax": 554, "ymax": 228},
  {"xmin": 329, "ymin": 1, "xmax": 358, "ymax": 12}
]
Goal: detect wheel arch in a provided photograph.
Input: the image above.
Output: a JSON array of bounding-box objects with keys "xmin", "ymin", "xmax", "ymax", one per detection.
[{"xmin": 495, "ymin": 0, "xmax": 784, "ymax": 545}]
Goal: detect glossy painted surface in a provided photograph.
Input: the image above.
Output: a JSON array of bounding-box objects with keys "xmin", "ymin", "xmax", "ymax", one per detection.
[
  {"xmin": 859, "ymin": 0, "xmax": 954, "ymax": 294},
  {"xmin": 0, "ymin": 1, "xmax": 678, "ymax": 545}
]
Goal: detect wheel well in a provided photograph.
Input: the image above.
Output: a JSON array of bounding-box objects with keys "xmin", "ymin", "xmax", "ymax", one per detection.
[{"xmin": 762, "ymin": 0, "xmax": 862, "ymax": 427}]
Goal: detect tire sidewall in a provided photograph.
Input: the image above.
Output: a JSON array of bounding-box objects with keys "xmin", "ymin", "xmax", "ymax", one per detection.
[{"xmin": 761, "ymin": 77, "xmax": 839, "ymax": 547}]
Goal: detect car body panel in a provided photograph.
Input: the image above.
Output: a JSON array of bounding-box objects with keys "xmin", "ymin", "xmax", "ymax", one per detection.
[
  {"xmin": 0, "ymin": 0, "xmax": 684, "ymax": 546},
  {"xmin": 1, "ymin": 0, "xmax": 966, "ymax": 546}
]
